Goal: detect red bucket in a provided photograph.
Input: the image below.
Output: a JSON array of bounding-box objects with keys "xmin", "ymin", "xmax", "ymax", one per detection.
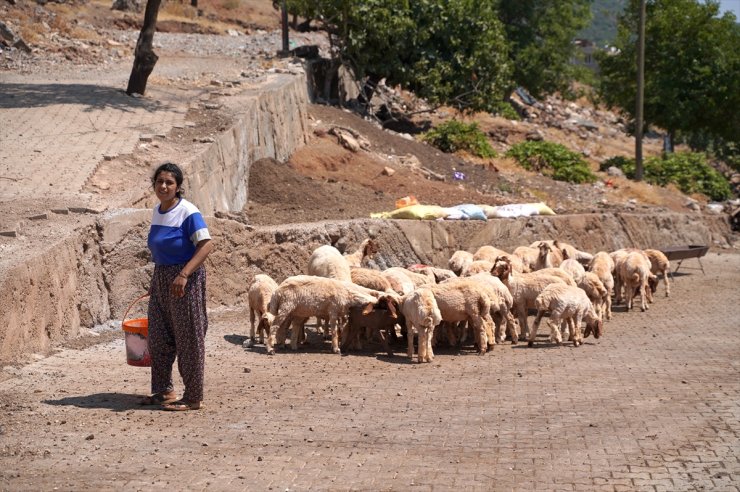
[{"xmin": 121, "ymin": 294, "xmax": 151, "ymax": 367}]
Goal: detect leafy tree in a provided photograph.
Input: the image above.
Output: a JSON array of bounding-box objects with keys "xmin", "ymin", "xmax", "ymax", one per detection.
[
  {"xmin": 598, "ymin": 0, "xmax": 740, "ymax": 147},
  {"xmin": 284, "ymin": 0, "xmax": 511, "ymax": 112},
  {"xmin": 497, "ymin": 0, "xmax": 593, "ymax": 97}
]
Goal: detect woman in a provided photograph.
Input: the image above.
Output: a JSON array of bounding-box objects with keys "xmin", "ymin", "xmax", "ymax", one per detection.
[{"xmin": 140, "ymin": 162, "xmax": 214, "ymax": 411}]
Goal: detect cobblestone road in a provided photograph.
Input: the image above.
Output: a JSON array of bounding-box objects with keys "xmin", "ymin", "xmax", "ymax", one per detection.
[{"xmin": 1, "ymin": 253, "xmax": 738, "ymax": 491}]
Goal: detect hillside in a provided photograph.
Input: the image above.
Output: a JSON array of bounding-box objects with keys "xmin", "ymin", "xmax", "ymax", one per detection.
[{"xmin": 0, "ymin": 0, "xmax": 730, "ymax": 226}]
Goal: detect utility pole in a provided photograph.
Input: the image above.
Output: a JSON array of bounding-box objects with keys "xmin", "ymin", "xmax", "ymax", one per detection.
[{"xmin": 635, "ymin": 0, "xmax": 646, "ymax": 181}]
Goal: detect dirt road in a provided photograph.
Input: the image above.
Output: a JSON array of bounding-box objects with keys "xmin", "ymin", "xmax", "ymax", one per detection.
[{"xmin": 1, "ymin": 253, "xmax": 738, "ymax": 490}]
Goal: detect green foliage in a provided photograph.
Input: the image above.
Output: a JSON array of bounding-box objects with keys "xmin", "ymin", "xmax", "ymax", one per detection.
[
  {"xmin": 578, "ymin": 0, "xmax": 626, "ymax": 45},
  {"xmin": 493, "ymin": 101, "xmax": 521, "ymax": 121},
  {"xmin": 506, "ymin": 141, "xmax": 597, "ymax": 183},
  {"xmin": 598, "ymin": 0, "xmax": 740, "ymax": 147},
  {"xmin": 602, "ymin": 152, "xmax": 732, "ymax": 201},
  {"xmin": 422, "ymin": 120, "xmax": 497, "ymax": 158},
  {"xmin": 283, "ymin": 0, "xmax": 511, "ymax": 112},
  {"xmin": 498, "ymin": 0, "xmax": 593, "ymax": 97}
]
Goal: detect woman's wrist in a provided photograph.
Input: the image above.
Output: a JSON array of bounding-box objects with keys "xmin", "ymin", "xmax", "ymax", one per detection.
[{"xmin": 178, "ymin": 272, "xmax": 189, "ymax": 279}]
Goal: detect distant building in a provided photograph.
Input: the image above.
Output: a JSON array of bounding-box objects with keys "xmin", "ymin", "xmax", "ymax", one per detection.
[{"xmin": 571, "ymin": 38, "xmax": 599, "ymax": 71}]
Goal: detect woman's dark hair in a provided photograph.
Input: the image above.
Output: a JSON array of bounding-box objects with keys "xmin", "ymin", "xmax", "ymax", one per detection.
[{"xmin": 152, "ymin": 162, "xmax": 184, "ymax": 198}]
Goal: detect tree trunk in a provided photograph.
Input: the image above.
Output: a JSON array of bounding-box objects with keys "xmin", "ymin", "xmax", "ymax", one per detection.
[
  {"xmin": 357, "ymin": 74, "xmax": 382, "ymax": 109},
  {"xmin": 126, "ymin": 0, "xmax": 162, "ymax": 96}
]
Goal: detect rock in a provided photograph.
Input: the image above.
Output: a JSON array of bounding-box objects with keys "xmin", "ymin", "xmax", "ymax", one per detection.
[
  {"xmin": 111, "ymin": 0, "xmax": 140, "ymax": 11},
  {"xmin": 685, "ymin": 200, "xmax": 701, "ymax": 211},
  {"xmin": 607, "ymin": 166, "xmax": 625, "ymax": 178},
  {"xmin": 381, "ymin": 167, "xmax": 395, "ymax": 176},
  {"xmin": 337, "ymin": 132, "xmax": 360, "ymax": 152},
  {"xmin": 525, "ymin": 130, "xmax": 544, "ymax": 141},
  {"xmin": 706, "ymin": 203, "xmax": 724, "ymax": 214}
]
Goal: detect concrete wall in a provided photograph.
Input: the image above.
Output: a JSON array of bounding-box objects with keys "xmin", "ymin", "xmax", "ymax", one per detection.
[{"xmin": 185, "ymin": 74, "xmax": 310, "ymax": 215}]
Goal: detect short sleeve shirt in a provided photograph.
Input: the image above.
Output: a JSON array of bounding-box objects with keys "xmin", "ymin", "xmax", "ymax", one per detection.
[{"xmin": 148, "ymin": 198, "xmax": 211, "ymax": 265}]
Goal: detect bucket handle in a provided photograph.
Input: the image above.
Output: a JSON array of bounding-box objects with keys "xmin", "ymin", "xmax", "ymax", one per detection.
[{"xmin": 123, "ymin": 293, "xmax": 150, "ymax": 326}]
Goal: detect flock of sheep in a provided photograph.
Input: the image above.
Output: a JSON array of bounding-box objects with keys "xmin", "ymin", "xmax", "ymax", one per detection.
[{"xmin": 243, "ymin": 238, "xmax": 671, "ymax": 363}]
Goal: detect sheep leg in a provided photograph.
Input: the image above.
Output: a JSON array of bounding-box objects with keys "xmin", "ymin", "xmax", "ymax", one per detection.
[
  {"xmin": 378, "ymin": 326, "xmax": 393, "ymax": 357},
  {"xmin": 518, "ymin": 307, "xmax": 530, "ymax": 340},
  {"xmin": 548, "ymin": 314, "xmax": 563, "ymax": 345},
  {"xmin": 640, "ymin": 283, "xmax": 648, "ymax": 312},
  {"xmin": 267, "ymin": 312, "xmax": 290, "ymax": 355},
  {"xmin": 330, "ymin": 317, "xmax": 342, "ymax": 354},
  {"xmin": 406, "ymin": 320, "xmax": 415, "ymax": 360},
  {"xmin": 506, "ymin": 313, "xmax": 520, "ymax": 345},
  {"xmin": 663, "ymin": 270, "xmax": 670, "ymax": 297},
  {"xmin": 571, "ymin": 313, "xmax": 584, "ymax": 346},
  {"xmin": 290, "ymin": 318, "xmax": 306, "ymax": 351},
  {"xmin": 527, "ymin": 310, "xmax": 546, "ymax": 347},
  {"xmin": 472, "ymin": 317, "xmax": 488, "ymax": 355},
  {"xmin": 244, "ymin": 308, "xmax": 257, "ymax": 348},
  {"xmin": 425, "ymin": 326, "xmax": 435, "ymax": 362},
  {"xmin": 605, "ymin": 289, "xmax": 613, "ymax": 320},
  {"xmin": 485, "ymin": 315, "xmax": 496, "ymax": 352},
  {"xmin": 417, "ymin": 329, "xmax": 427, "ymax": 363}
]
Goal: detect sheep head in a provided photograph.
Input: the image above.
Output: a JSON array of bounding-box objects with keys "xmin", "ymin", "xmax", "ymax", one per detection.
[{"xmin": 491, "ymin": 256, "xmax": 511, "ymax": 280}]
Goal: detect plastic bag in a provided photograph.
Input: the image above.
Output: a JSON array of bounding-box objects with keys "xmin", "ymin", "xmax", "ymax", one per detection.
[
  {"xmin": 444, "ymin": 204, "xmax": 487, "ymax": 220},
  {"xmin": 371, "ymin": 204, "xmax": 449, "ymax": 220},
  {"xmin": 481, "ymin": 202, "xmax": 556, "ymax": 218}
]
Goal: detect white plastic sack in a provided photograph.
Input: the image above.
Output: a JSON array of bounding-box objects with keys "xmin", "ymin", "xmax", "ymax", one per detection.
[{"xmin": 481, "ymin": 202, "xmax": 556, "ymax": 218}]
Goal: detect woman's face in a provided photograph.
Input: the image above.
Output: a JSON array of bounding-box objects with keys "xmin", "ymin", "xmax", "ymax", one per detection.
[{"xmin": 154, "ymin": 171, "xmax": 179, "ymax": 203}]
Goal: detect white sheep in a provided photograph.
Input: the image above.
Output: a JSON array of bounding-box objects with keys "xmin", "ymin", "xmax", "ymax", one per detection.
[
  {"xmin": 243, "ymin": 274, "xmax": 279, "ymax": 349},
  {"xmin": 559, "ymin": 258, "xmax": 586, "ymax": 284},
  {"xmin": 588, "ymin": 251, "xmax": 615, "ymax": 320},
  {"xmin": 578, "ymin": 272, "xmax": 608, "ymax": 322},
  {"xmin": 430, "ymin": 280, "xmax": 495, "ymax": 355},
  {"xmin": 531, "ymin": 240, "xmax": 593, "ymax": 265},
  {"xmin": 617, "ymin": 251, "xmax": 655, "ymax": 311},
  {"xmin": 534, "ymin": 241, "xmax": 564, "ymax": 270},
  {"xmin": 265, "ymin": 275, "xmax": 384, "ymax": 355},
  {"xmin": 462, "ymin": 260, "xmax": 494, "ymax": 277},
  {"xmin": 512, "ymin": 245, "xmax": 540, "ymax": 272},
  {"xmin": 529, "ymin": 283, "xmax": 603, "ymax": 347},
  {"xmin": 448, "ymin": 250, "xmax": 474, "ymax": 276},
  {"xmin": 343, "ymin": 238, "xmax": 379, "ymax": 268},
  {"xmin": 644, "ymin": 249, "xmax": 671, "ymax": 299},
  {"xmin": 401, "ymin": 287, "xmax": 443, "ymax": 363},
  {"xmin": 307, "ymin": 245, "xmax": 351, "ymax": 282},
  {"xmin": 467, "ymin": 273, "xmax": 519, "ymax": 344},
  {"xmin": 380, "ymin": 268, "xmax": 416, "ymax": 295},
  {"xmin": 350, "ymin": 267, "xmax": 394, "ymax": 292},
  {"xmin": 491, "ymin": 256, "xmax": 569, "ymax": 339},
  {"xmin": 472, "ymin": 245, "xmax": 509, "ymax": 263}
]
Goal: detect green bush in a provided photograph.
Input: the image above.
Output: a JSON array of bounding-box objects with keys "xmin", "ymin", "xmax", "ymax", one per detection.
[
  {"xmin": 422, "ymin": 120, "xmax": 497, "ymax": 158},
  {"xmin": 602, "ymin": 152, "xmax": 732, "ymax": 201},
  {"xmin": 505, "ymin": 141, "xmax": 597, "ymax": 184},
  {"xmin": 493, "ymin": 101, "xmax": 521, "ymax": 121}
]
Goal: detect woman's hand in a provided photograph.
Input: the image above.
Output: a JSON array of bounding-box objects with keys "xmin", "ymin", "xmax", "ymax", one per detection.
[{"xmin": 172, "ymin": 275, "xmax": 187, "ymax": 298}]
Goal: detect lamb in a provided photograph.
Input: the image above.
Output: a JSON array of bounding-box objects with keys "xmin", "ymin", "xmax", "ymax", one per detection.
[
  {"xmin": 401, "ymin": 287, "xmax": 443, "ymax": 363},
  {"xmin": 534, "ymin": 241, "xmax": 564, "ymax": 270},
  {"xmin": 578, "ymin": 272, "xmax": 608, "ymax": 322},
  {"xmin": 350, "ymin": 267, "xmax": 394, "ymax": 292},
  {"xmin": 588, "ymin": 251, "xmax": 615, "ymax": 320},
  {"xmin": 644, "ymin": 249, "xmax": 671, "ymax": 299},
  {"xmin": 462, "ymin": 260, "xmax": 494, "ymax": 277},
  {"xmin": 307, "ymin": 245, "xmax": 351, "ymax": 282},
  {"xmin": 380, "ymin": 268, "xmax": 416, "ymax": 295},
  {"xmin": 408, "ymin": 264, "xmax": 458, "ymax": 283},
  {"xmin": 617, "ymin": 251, "xmax": 656, "ymax": 311},
  {"xmin": 430, "ymin": 280, "xmax": 495, "ymax": 355},
  {"xmin": 466, "ymin": 273, "xmax": 519, "ymax": 344},
  {"xmin": 559, "ymin": 258, "xmax": 586, "ymax": 284},
  {"xmin": 512, "ymin": 246, "xmax": 540, "ymax": 272},
  {"xmin": 342, "ymin": 238, "xmax": 379, "ymax": 268},
  {"xmin": 243, "ymin": 274, "xmax": 279, "ymax": 349},
  {"xmin": 529, "ymin": 283, "xmax": 603, "ymax": 347},
  {"xmin": 343, "ymin": 296, "xmax": 401, "ymax": 356},
  {"xmin": 610, "ymin": 248, "xmax": 650, "ymax": 305},
  {"xmin": 448, "ymin": 250, "xmax": 474, "ymax": 276},
  {"xmin": 491, "ymin": 256, "xmax": 569, "ymax": 339},
  {"xmin": 531, "ymin": 240, "xmax": 593, "ymax": 265},
  {"xmin": 265, "ymin": 275, "xmax": 385, "ymax": 355},
  {"xmin": 472, "ymin": 245, "xmax": 509, "ymax": 263}
]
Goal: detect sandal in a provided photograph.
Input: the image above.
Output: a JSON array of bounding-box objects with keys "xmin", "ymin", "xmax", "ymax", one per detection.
[
  {"xmin": 161, "ymin": 400, "xmax": 203, "ymax": 411},
  {"xmin": 139, "ymin": 392, "xmax": 178, "ymax": 406}
]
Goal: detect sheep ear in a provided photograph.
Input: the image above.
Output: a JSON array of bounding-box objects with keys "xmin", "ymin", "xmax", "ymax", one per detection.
[{"xmin": 362, "ymin": 303, "xmax": 374, "ymax": 315}]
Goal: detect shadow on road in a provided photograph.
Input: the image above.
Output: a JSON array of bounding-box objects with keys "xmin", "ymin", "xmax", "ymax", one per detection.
[
  {"xmin": 43, "ymin": 392, "xmax": 162, "ymax": 412},
  {"xmin": 0, "ymin": 83, "xmax": 175, "ymax": 113}
]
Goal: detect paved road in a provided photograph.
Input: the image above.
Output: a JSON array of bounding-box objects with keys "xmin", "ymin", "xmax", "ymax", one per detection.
[{"xmin": 1, "ymin": 253, "xmax": 739, "ymax": 491}]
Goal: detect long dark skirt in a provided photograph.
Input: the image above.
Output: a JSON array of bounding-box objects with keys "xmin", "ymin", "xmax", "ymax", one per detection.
[{"xmin": 147, "ymin": 264, "xmax": 208, "ymax": 402}]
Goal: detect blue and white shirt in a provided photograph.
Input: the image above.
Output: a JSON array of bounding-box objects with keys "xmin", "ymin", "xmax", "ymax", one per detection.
[{"xmin": 148, "ymin": 198, "xmax": 211, "ymax": 266}]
